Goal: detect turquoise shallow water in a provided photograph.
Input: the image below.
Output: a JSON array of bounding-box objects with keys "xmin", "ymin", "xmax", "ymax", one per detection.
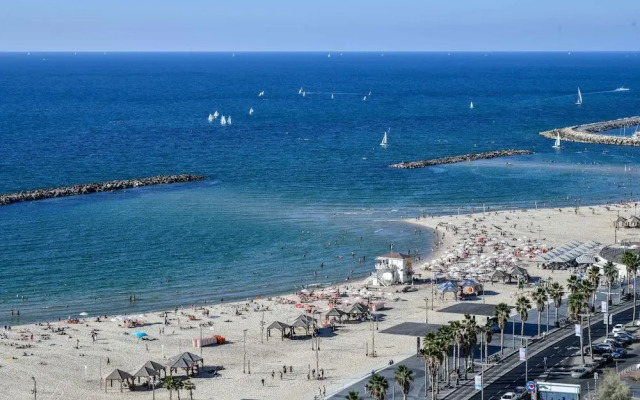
[{"xmin": 1, "ymin": 52, "xmax": 640, "ymax": 324}]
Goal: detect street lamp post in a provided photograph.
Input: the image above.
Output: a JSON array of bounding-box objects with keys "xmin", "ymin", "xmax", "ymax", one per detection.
[
  {"xmin": 424, "ymin": 298, "xmax": 429, "ymax": 324},
  {"xmin": 32, "ymin": 377, "xmax": 36, "ymax": 400},
  {"xmin": 243, "ymin": 329, "xmax": 248, "ymax": 374}
]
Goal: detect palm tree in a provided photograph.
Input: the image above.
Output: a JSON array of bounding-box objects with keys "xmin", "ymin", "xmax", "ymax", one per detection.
[
  {"xmin": 436, "ymin": 326, "xmax": 453, "ymax": 388},
  {"xmin": 622, "ymin": 251, "xmax": 639, "ymax": 321},
  {"xmin": 174, "ymin": 379, "xmax": 184, "ymax": 400},
  {"xmin": 568, "ymin": 290, "xmax": 587, "ymax": 363},
  {"xmin": 369, "ymin": 373, "xmax": 389, "ymax": 400},
  {"xmin": 494, "ymin": 303, "xmax": 510, "ymax": 354},
  {"xmin": 515, "ymin": 295, "xmax": 531, "ymax": 344},
  {"xmin": 345, "ymin": 391, "xmax": 362, "ymax": 400},
  {"xmin": 394, "ymin": 365, "xmax": 414, "ymax": 400},
  {"xmin": 164, "ymin": 377, "xmax": 177, "ymax": 400},
  {"xmin": 547, "ymin": 283, "xmax": 564, "ymax": 328},
  {"xmin": 588, "ymin": 266, "xmax": 601, "ymax": 311},
  {"xmin": 462, "ymin": 314, "xmax": 479, "ymax": 378},
  {"xmin": 481, "ymin": 324, "xmax": 493, "ymax": 364},
  {"xmin": 581, "ymin": 278, "xmax": 596, "ymax": 309},
  {"xmin": 531, "ymin": 287, "xmax": 549, "ymax": 337},
  {"xmin": 567, "ymin": 274, "xmax": 582, "ymax": 294},
  {"xmin": 422, "ymin": 332, "xmax": 443, "ymax": 400},
  {"xmin": 603, "ymin": 261, "xmax": 619, "ymax": 306},
  {"xmin": 183, "ymin": 380, "xmax": 196, "ymax": 400},
  {"xmin": 449, "ymin": 320, "xmax": 464, "ymax": 374}
]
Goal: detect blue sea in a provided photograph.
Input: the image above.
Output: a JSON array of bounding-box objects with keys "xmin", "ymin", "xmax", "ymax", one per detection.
[{"xmin": 1, "ymin": 52, "xmax": 640, "ymax": 324}]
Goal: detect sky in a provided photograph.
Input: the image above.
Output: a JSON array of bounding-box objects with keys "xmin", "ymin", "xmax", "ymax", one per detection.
[{"xmin": 0, "ymin": 0, "xmax": 639, "ymax": 51}]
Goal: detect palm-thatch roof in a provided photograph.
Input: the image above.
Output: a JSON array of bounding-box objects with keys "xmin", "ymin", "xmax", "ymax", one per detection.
[
  {"xmin": 325, "ymin": 308, "xmax": 345, "ymax": 318},
  {"xmin": 105, "ymin": 369, "xmax": 133, "ymax": 381},
  {"xmin": 267, "ymin": 321, "xmax": 291, "ymax": 330},
  {"xmin": 133, "ymin": 366, "xmax": 159, "ymax": 378}
]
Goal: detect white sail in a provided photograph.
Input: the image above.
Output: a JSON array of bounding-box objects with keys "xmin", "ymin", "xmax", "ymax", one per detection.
[
  {"xmin": 213, "ymin": 111, "xmax": 219, "ymax": 118},
  {"xmin": 220, "ymin": 116, "xmax": 227, "ymax": 126},
  {"xmin": 227, "ymin": 116, "xmax": 232, "ymax": 125},
  {"xmin": 249, "ymin": 108, "xmax": 254, "ymax": 115},
  {"xmin": 258, "ymin": 91, "xmax": 264, "ymax": 97},
  {"xmin": 331, "ymin": 93, "xmax": 334, "ymax": 99},
  {"xmin": 302, "ymin": 91, "xmax": 306, "ymax": 97},
  {"xmin": 576, "ymin": 88, "xmax": 583, "ymax": 105},
  {"xmin": 298, "ymin": 88, "xmax": 303, "ymax": 94},
  {"xmin": 363, "ymin": 96, "xmax": 367, "ymax": 101},
  {"xmin": 380, "ymin": 129, "xmax": 389, "ymax": 147},
  {"xmin": 328, "ymin": 53, "xmax": 331, "ymax": 58},
  {"xmin": 553, "ymin": 133, "xmax": 561, "ymax": 149},
  {"xmin": 470, "ymin": 102, "xmax": 474, "ymax": 109},
  {"xmin": 208, "ymin": 114, "xmax": 214, "ymax": 123}
]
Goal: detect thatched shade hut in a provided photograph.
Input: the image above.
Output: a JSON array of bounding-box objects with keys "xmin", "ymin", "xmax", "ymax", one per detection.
[
  {"xmin": 490, "ymin": 269, "xmax": 508, "ymax": 283},
  {"xmin": 267, "ymin": 321, "xmax": 292, "ymax": 341},
  {"xmin": 167, "ymin": 352, "xmax": 203, "ymax": 376},
  {"xmin": 105, "ymin": 369, "xmax": 133, "ymax": 393},
  {"xmin": 325, "ymin": 308, "xmax": 345, "ymax": 322}
]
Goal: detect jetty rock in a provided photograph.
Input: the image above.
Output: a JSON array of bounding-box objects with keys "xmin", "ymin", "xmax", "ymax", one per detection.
[
  {"xmin": 389, "ymin": 149, "xmax": 534, "ymax": 169},
  {"xmin": 0, "ymin": 174, "xmax": 205, "ymax": 206},
  {"xmin": 540, "ymin": 116, "xmax": 640, "ymax": 146}
]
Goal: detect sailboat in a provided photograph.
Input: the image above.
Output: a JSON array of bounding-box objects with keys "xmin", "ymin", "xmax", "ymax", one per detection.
[
  {"xmin": 258, "ymin": 91, "xmax": 265, "ymax": 97},
  {"xmin": 331, "ymin": 93, "xmax": 334, "ymax": 99},
  {"xmin": 227, "ymin": 116, "xmax": 232, "ymax": 125},
  {"xmin": 576, "ymin": 88, "xmax": 583, "ymax": 105},
  {"xmin": 302, "ymin": 91, "xmax": 306, "ymax": 97},
  {"xmin": 220, "ymin": 116, "xmax": 227, "ymax": 126},
  {"xmin": 552, "ymin": 133, "xmax": 561, "ymax": 149},
  {"xmin": 249, "ymin": 108, "xmax": 254, "ymax": 115},
  {"xmin": 213, "ymin": 111, "xmax": 219, "ymax": 119},
  {"xmin": 363, "ymin": 96, "xmax": 367, "ymax": 101},
  {"xmin": 380, "ymin": 129, "xmax": 389, "ymax": 147},
  {"xmin": 208, "ymin": 114, "xmax": 214, "ymax": 123},
  {"xmin": 469, "ymin": 102, "xmax": 474, "ymax": 109},
  {"xmin": 328, "ymin": 53, "xmax": 331, "ymax": 58},
  {"xmin": 298, "ymin": 88, "xmax": 303, "ymax": 94}
]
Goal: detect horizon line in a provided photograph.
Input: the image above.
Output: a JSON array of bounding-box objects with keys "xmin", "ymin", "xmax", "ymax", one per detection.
[{"xmin": 2, "ymin": 50, "xmax": 640, "ymax": 54}]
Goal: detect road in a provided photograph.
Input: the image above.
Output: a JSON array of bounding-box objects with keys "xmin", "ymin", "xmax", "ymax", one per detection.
[{"xmin": 327, "ymin": 283, "xmax": 636, "ymax": 400}]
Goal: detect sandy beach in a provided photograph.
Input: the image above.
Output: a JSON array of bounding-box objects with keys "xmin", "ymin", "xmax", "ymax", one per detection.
[{"xmin": 2, "ymin": 201, "xmax": 638, "ymax": 400}]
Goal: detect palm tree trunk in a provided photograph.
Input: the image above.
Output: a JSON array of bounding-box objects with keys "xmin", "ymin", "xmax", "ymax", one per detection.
[
  {"xmin": 587, "ymin": 313, "xmax": 593, "ymax": 360},
  {"xmin": 634, "ymin": 271, "xmax": 637, "ymax": 322},
  {"xmin": 555, "ymin": 303, "xmax": 560, "ymax": 328},
  {"xmin": 609, "ymin": 282, "xmax": 612, "ymax": 305},
  {"xmin": 500, "ymin": 329, "xmax": 504, "ymax": 355},
  {"xmin": 537, "ymin": 310, "xmax": 542, "ymax": 337},
  {"xmin": 520, "ymin": 317, "xmax": 525, "ymax": 343}
]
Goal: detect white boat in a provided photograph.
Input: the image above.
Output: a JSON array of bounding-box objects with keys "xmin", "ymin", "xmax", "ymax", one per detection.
[
  {"xmin": 331, "ymin": 93, "xmax": 334, "ymax": 99},
  {"xmin": 552, "ymin": 133, "xmax": 561, "ymax": 149},
  {"xmin": 302, "ymin": 91, "xmax": 306, "ymax": 97},
  {"xmin": 258, "ymin": 91, "xmax": 264, "ymax": 97},
  {"xmin": 368, "ymin": 91, "xmax": 372, "ymax": 96},
  {"xmin": 220, "ymin": 116, "xmax": 227, "ymax": 126},
  {"xmin": 576, "ymin": 88, "xmax": 583, "ymax": 105},
  {"xmin": 380, "ymin": 129, "xmax": 389, "ymax": 147},
  {"xmin": 298, "ymin": 88, "xmax": 303, "ymax": 94},
  {"xmin": 213, "ymin": 111, "xmax": 219, "ymax": 119},
  {"xmin": 227, "ymin": 116, "xmax": 232, "ymax": 125},
  {"xmin": 363, "ymin": 96, "xmax": 367, "ymax": 101},
  {"xmin": 208, "ymin": 114, "xmax": 214, "ymax": 123},
  {"xmin": 328, "ymin": 53, "xmax": 331, "ymax": 58},
  {"xmin": 469, "ymin": 102, "xmax": 474, "ymax": 109},
  {"xmin": 615, "ymin": 87, "xmax": 630, "ymax": 92},
  {"xmin": 249, "ymin": 108, "xmax": 254, "ymax": 115}
]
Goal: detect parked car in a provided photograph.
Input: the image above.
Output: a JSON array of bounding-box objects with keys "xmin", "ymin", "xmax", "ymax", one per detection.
[
  {"xmin": 611, "ymin": 350, "xmax": 624, "ymax": 359},
  {"xmin": 587, "ymin": 345, "xmax": 612, "ymax": 355},
  {"xmin": 500, "ymin": 392, "xmax": 518, "ymax": 400},
  {"xmin": 594, "ymin": 353, "xmax": 613, "ymax": 366},
  {"xmin": 571, "ymin": 367, "xmax": 590, "ymax": 378},
  {"xmin": 595, "ymin": 343, "xmax": 626, "ymax": 356},
  {"xmin": 610, "ymin": 334, "xmax": 632, "ymax": 345},
  {"xmin": 612, "ymin": 324, "xmax": 626, "ymax": 334},
  {"xmin": 603, "ymin": 338, "xmax": 626, "ymax": 347},
  {"xmin": 614, "ymin": 331, "xmax": 637, "ymax": 342}
]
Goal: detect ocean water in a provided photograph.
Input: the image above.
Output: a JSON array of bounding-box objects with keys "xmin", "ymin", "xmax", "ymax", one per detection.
[{"xmin": 1, "ymin": 52, "xmax": 640, "ymax": 324}]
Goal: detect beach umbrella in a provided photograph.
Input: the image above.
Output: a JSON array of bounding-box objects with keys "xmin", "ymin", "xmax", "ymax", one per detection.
[{"xmin": 133, "ymin": 331, "xmax": 147, "ymax": 339}]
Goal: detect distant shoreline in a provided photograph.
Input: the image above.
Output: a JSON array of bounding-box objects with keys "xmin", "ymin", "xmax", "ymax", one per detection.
[{"xmin": 0, "ymin": 174, "xmax": 205, "ymax": 206}]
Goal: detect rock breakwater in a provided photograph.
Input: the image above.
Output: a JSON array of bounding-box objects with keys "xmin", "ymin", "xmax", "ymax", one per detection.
[
  {"xmin": 540, "ymin": 116, "xmax": 640, "ymax": 146},
  {"xmin": 0, "ymin": 174, "xmax": 205, "ymax": 206},
  {"xmin": 389, "ymin": 150, "xmax": 534, "ymax": 169}
]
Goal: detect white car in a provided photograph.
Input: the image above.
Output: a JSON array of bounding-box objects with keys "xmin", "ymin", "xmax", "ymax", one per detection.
[
  {"xmin": 501, "ymin": 393, "xmax": 518, "ymax": 400},
  {"xmin": 612, "ymin": 324, "xmax": 626, "ymax": 334}
]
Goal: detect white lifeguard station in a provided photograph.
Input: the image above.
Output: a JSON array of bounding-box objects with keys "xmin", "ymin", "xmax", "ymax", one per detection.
[{"xmin": 372, "ymin": 252, "xmax": 413, "ymax": 286}]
